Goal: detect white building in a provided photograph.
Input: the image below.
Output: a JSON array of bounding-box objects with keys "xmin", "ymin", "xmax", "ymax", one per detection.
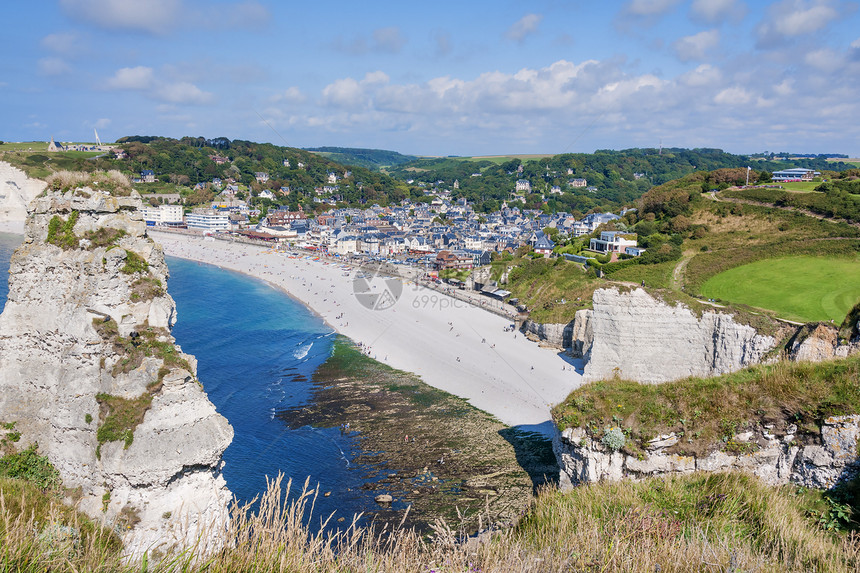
[
  {"xmin": 771, "ymin": 168, "xmax": 820, "ymax": 182},
  {"xmin": 141, "ymin": 204, "xmax": 184, "ymax": 226},
  {"xmin": 589, "ymin": 231, "xmax": 638, "ymax": 254},
  {"xmin": 186, "ymin": 209, "xmax": 229, "ymax": 232},
  {"xmin": 515, "ymin": 179, "xmax": 531, "ymax": 192}
]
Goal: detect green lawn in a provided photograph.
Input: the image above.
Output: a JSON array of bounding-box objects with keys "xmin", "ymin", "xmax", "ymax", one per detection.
[
  {"xmin": 778, "ymin": 181, "xmax": 821, "ymax": 192},
  {"xmin": 700, "ymin": 255, "xmax": 860, "ymax": 322},
  {"xmin": 0, "ymin": 141, "xmax": 48, "ymax": 152}
]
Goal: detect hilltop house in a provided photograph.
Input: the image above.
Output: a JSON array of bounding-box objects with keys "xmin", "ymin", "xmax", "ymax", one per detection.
[
  {"xmin": 141, "ymin": 170, "xmax": 156, "ymax": 183},
  {"xmin": 516, "ymin": 179, "xmax": 531, "ymax": 192},
  {"xmin": 589, "ymin": 231, "xmax": 638, "ymax": 254},
  {"xmin": 534, "ymin": 234, "xmax": 556, "ymax": 256}
]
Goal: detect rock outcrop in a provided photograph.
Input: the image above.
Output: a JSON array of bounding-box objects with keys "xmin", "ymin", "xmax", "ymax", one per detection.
[
  {"xmin": 788, "ymin": 323, "xmax": 860, "ymax": 362},
  {"xmin": 554, "ymin": 415, "xmax": 860, "ymax": 490},
  {"xmin": 0, "ymin": 161, "xmax": 46, "ymax": 233},
  {"xmin": 521, "ymin": 309, "xmax": 593, "ymax": 357},
  {"xmin": 521, "ymin": 319, "xmax": 572, "ymax": 350},
  {"xmin": 0, "ymin": 186, "xmax": 233, "ymax": 557},
  {"xmin": 580, "ymin": 288, "xmax": 778, "ymax": 383}
]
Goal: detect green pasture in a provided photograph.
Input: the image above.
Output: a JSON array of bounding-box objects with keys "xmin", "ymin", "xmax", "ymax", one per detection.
[
  {"xmin": 700, "ymin": 255, "xmax": 860, "ymax": 322},
  {"xmin": 464, "ymin": 153, "xmax": 555, "ymax": 164},
  {"xmin": 0, "ymin": 141, "xmax": 48, "ymax": 152},
  {"xmin": 778, "ymin": 181, "xmax": 821, "ymax": 192}
]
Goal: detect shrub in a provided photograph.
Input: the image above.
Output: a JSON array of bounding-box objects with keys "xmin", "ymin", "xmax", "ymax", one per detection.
[
  {"xmin": 82, "ymin": 227, "xmax": 126, "ymax": 250},
  {"xmin": 46, "ymin": 211, "xmax": 80, "ymax": 250},
  {"xmin": 0, "ymin": 444, "xmax": 62, "ymax": 490},
  {"xmin": 130, "ymin": 277, "xmax": 164, "ymax": 301},
  {"xmin": 601, "ymin": 427, "xmax": 626, "ymax": 451},
  {"xmin": 120, "ymin": 250, "xmax": 148, "ymax": 274},
  {"xmin": 95, "ymin": 393, "xmax": 153, "ymax": 452}
]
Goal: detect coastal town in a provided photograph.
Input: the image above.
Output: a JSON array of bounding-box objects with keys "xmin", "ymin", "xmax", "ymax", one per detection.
[{"xmin": 139, "ymin": 169, "xmax": 642, "ymax": 276}]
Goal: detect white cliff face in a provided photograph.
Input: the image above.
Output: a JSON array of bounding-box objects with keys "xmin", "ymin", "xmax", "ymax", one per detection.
[
  {"xmin": 581, "ymin": 288, "xmax": 777, "ymax": 383},
  {"xmin": 554, "ymin": 415, "xmax": 860, "ymax": 490},
  {"xmin": 0, "ymin": 188, "xmax": 233, "ymax": 557},
  {"xmin": 0, "ymin": 161, "xmax": 47, "ymax": 233}
]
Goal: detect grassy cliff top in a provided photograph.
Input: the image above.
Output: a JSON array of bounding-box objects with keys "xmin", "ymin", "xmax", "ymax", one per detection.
[{"xmin": 552, "ymin": 354, "xmax": 860, "ymax": 458}]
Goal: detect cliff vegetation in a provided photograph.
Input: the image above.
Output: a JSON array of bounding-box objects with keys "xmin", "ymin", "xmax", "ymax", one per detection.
[
  {"xmin": 1, "ymin": 470, "xmax": 858, "ymax": 572},
  {"xmin": 552, "ymin": 354, "xmax": 860, "ymax": 459}
]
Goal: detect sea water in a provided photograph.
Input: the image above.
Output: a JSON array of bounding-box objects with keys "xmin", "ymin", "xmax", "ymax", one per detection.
[
  {"xmin": 166, "ymin": 257, "xmax": 380, "ymax": 525},
  {"xmin": 0, "ymin": 233, "xmax": 379, "ymax": 528}
]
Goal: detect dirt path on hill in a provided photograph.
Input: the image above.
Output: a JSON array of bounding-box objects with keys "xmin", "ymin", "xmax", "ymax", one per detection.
[{"xmin": 671, "ymin": 253, "xmax": 693, "ymax": 291}]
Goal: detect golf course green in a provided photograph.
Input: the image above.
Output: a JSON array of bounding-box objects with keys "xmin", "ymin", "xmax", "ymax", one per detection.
[{"xmin": 700, "ymin": 255, "xmax": 860, "ymax": 322}]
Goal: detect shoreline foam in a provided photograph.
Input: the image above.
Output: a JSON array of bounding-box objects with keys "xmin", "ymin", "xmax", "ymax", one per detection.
[{"xmin": 151, "ymin": 230, "xmax": 583, "ymax": 429}]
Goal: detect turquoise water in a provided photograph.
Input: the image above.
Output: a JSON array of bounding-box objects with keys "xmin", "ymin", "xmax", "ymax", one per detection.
[
  {"xmin": 166, "ymin": 257, "xmax": 380, "ymax": 525},
  {"xmin": 0, "ymin": 233, "xmax": 381, "ymax": 527}
]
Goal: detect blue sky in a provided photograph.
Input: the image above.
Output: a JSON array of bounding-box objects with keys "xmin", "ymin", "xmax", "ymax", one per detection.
[{"xmin": 3, "ymin": 0, "xmax": 859, "ymax": 156}]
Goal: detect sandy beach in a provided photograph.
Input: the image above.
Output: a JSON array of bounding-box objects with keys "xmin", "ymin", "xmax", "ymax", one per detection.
[{"xmin": 152, "ymin": 231, "xmax": 583, "ymax": 430}]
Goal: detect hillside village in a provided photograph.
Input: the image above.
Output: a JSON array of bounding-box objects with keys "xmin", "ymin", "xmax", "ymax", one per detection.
[{"xmin": 142, "ymin": 187, "xmax": 634, "ymax": 271}]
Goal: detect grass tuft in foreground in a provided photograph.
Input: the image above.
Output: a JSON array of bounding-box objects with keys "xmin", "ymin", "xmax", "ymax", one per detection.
[{"xmin": 2, "ymin": 471, "xmax": 858, "ymax": 572}]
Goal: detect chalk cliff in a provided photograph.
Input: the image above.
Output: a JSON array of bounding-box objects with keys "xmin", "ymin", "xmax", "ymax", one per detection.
[
  {"xmin": 523, "ymin": 288, "xmax": 858, "ymax": 382},
  {"xmin": 554, "ymin": 415, "xmax": 860, "ymax": 490},
  {"xmin": 579, "ymin": 288, "xmax": 778, "ymax": 383},
  {"xmin": 0, "ymin": 185, "xmax": 233, "ymax": 557},
  {"xmin": 0, "ymin": 161, "xmax": 46, "ymax": 233}
]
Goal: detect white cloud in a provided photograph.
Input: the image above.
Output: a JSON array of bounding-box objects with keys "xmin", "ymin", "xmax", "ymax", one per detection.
[
  {"xmin": 713, "ymin": 86, "xmax": 754, "ymax": 105},
  {"xmin": 804, "ymin": 48, "xmax": 842, "ymax": 72},
  {"xmin": 38, "ymin": 58, "xmax": 73, "ymax": 76},
  {"xmin": 373, "ymin": 27, "xmax": 406, "ymax": 53},
  {"xmin": 773, "ymin": 79, "xmax": 795, "ymax": 95},
  {"xmin": 673, "ymin": 29, "xmax": 720, "ymax": 62},
  {"xmin": 851, "ymin": 37, "xmax": 860, "ymax": 48},
  {"xmin": 690, "ymin": 0, "xmax": 746, "ymax": 23},
  {"xmin": 94, "ymin": 118, "xmax": 112, "ymax": 129},
  {"xmin": 270, "ymin": 87, "xmax": 306, "ymax": 104},
  {"xmin": 679, "ymin": 64, "xmax": 723, "ymax": 87},
  {"xmin": 321, "ymin": 73, "xmax": 386, "ymax": 109},
  {"xmin": 506, "ymin": 13, "xmax": 543, "ymax": 43},
  {"xmin": 105, "ymin": 65, "xmax": 212, "ymax": 104},
  {"xmin": 216, "ymin": 1, "xmax": 269, "ymax": 28},
  {"xmin": 155, "ymin": 81, "xmax": 213, "ymax": 104},
  {"xmin": 756, "ymin": 0, "xmax": 841, "ymax": 47},
  {"xmin": 331, "ymin": 27, "xmax": 407, "ymax": 55},
  {"xmin": 107, "ymin": 66, "xmax": 155, "ymax": 90},
  {"xmin": 60, "ymin": 0, "xmax": 269, "ymax": 34},
  {"xmin": 623, "ymin": 0, "xmax": 682, "ymax": 16},
  {"xmin": 41, "ymin": 32, "xmax": 81, "ymax": 53},
  {"xmin": 60, "ymin": 0, "xmax": 181, "ymax": 34}
]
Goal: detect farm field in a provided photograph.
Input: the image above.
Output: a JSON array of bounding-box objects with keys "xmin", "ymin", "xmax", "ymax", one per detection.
[{"xmin": 700, "ymin": 255, "xmax": 860, "ymax": 322}]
